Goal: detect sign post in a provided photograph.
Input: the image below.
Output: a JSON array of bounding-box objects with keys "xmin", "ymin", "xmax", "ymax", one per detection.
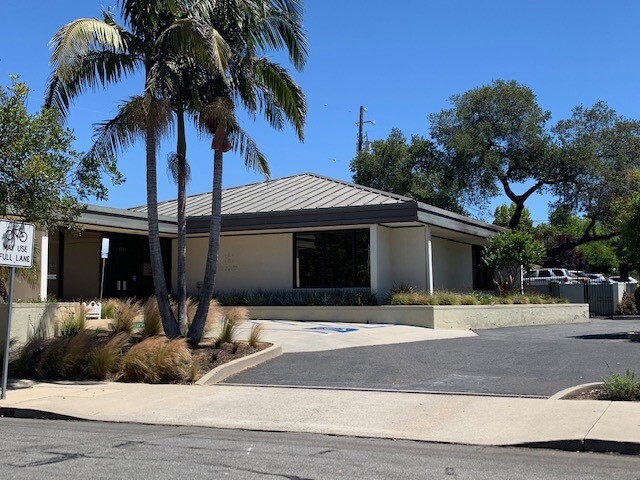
[
  {"xmin": 99, "ymin": 237, "xmax": 109, "ymax": 300},
  {"xmin": 1, "ymin": 220, "xmax": 35, "ymax": 400}
]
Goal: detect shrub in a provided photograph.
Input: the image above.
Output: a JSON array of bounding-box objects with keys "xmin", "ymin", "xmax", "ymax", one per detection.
[
  {"xmin": 58, "ymin": 306, "xmax": 86, "ymax": 337},
  {"xmin": 120, "ymin": 337, "xmax": 192, "ymax": 383},
  {"xmin": 142, "ymin": 296, "xmax": 163, "ymax": 337},
  {"xmin": 110, "ymin": 298, "xmax": 142, "ymax": 334},
  {"xmin": 617, "ymin": 292, "xmax": 638, "ymax": 315},
  {"xmin": 602, "ymin": 369, "xmax": 640, "ymax": 401},
  {"xmin": 215, "ymin": 289, "xmax": 378, "ymax": 307},
  {"xmin": 248, "ymin": 323, "xmax": 264, "ymax": 347},
  {"xmin": 635, "ymin": 286, "xmax": 640, "ymax": 313},
  {"xmin": 203, "ymin": 299, "xmax": 222, "ymax": 336},
  {"xmin": 90, "ymin": 332, "xmax": 129, "ymax": 380},
  {"xmin": 390, "ymin": 290, "xmax": 566, "ymax": 306}
]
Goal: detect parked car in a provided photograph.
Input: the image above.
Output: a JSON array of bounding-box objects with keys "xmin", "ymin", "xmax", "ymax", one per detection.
[
  {"xmin": 523, "ymin": 268, "xmax": 575, "ymax": 286},
  {"xmin": 609, "ymin": 276, "xmax": 638, "ymax": 284},
  {"xmin": 571, "ymin": 272, "xmax": 610, "ymax": 284}
]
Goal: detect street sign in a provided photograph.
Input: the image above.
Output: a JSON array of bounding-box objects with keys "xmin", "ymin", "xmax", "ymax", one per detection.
[
  {"xmin": 101, "ymin": 237, "xmax": 110, "ymax": 259},
  {"xmin": 1, "ymin": 219, "xmax": 35, "ymax": 399},
  {"xmin": 0, "ymin": 220, "xmax": 35, "ymax": 268}
]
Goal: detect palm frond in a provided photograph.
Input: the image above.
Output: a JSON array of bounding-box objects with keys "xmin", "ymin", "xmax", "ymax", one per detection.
[{"xmin": 229, "ymin": 126, "xmax": 270, "ymax": 177}]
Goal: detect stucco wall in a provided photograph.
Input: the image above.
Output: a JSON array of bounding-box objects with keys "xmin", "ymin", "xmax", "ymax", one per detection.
[
  {"xmin": 389, "ymin": 227, "xmax": 427, "ymax": 291},
  {"xmin": 62, "ymin": 232, "xmax": 101, "ymax": 300},
  {"xmin": 245, "ymin": 304, "xmax": 589, "ymax": 329},
  {"xmin": 372, "ymin": 225, "xmax": 392, "ymax": 301},
  {"xmin": 432, "ymin": 237, "xmax": 473, "ymax": 292},
  {"xmin": 185, "ymin": 233, "xmax": 293, "ymax": 296},
  {"xmin": 0, "ymin": 302, "xmax": 77, "ymax": 345}
]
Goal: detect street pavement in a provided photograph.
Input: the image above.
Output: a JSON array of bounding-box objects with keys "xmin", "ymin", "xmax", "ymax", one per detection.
[{"xmin": 227, "ymin": 319, "xmax": 640, "ymax": 397}]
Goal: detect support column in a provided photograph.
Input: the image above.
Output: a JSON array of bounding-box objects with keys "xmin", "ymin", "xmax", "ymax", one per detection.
[
  {"xmin": 39, "ymin": 231, "xmax": 49, "ymax": 301},
  {"xmin": 425, "ymin": 225, "xmax": 434, "ymax": 294},
  {"xmin": 369, "ymin": 225, "xmax": 379, "ymax": 296}
]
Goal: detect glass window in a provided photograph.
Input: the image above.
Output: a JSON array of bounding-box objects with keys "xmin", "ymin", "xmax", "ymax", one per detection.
[
  {"xmin": 552, "ymin": 269, "xmax": 565, "ymax": 276},
  {"xmin": 472, "ymin": 245, "xmax": 494, "ymax": 290},
  {"xmin": 294, "ymin": 230, "xmax": 370, "ymax": 288},
  {"xmin": 539, "ymin": 271, "xmax": 552, "ymax": 277}
]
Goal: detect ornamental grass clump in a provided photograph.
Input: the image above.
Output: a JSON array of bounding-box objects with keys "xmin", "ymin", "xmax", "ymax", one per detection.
[
  {"xmin": 58, "ymin": 305, "xmax": 86, "ymax": 337},
  {"xmin": 248, "ymin": 322, "xmax": 264, "ymax": 347},
  {"xmin": 602, "ymin": 369, "xmax": 640, "ymax": 401},
  {"xmin": 90, "ymin": 332, "xmax": 130, "ymax": 380},
  {"xmin": 217, "ymin": 307, "xmax": 248, "ymax": 344},
  {"xmin": 120, "ymin": 337, "xmax": 192, "ymax": 383},
  {"xmin": 142, "ymin": 296, "xmax": 163, "ymax": 337},
  {"xmin": 110, "ymin": 298, "xmax": 142, "ymax": 334},
  {"xmin": 36, "ymin": 330, "xmax": 100, "ymax": 379}
]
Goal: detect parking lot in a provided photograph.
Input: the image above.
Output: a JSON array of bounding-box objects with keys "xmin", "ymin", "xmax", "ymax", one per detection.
[{"xmin": 227, "ymin": 319, "xmax": 640, "ymax": 397}]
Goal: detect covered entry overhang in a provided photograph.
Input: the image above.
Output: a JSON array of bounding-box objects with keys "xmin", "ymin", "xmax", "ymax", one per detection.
[{"xmin": 29, "ymin": 206, "xmax": 177, "ymax": 302}]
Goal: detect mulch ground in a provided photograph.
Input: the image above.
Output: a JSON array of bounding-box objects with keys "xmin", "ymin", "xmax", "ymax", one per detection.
[
  {"xmin": 566, "ymin": 387, "xmax": 639, "ymax": 402},
  {"xmin": 191, "ymin": 341, "xmax": 271, "ymax": 381}
]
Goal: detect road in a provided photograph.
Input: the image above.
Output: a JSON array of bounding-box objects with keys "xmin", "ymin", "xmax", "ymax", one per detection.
[
  {"xmin": 226, "ymin": 319, "xmax": 640, "ymax": 396},
  {"xmin": 1, "ymin": 418, "xmax": 639, "ymax": 479}
]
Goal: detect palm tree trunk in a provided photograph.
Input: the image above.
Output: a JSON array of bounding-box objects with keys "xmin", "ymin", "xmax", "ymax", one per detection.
[
  {"xmin": 176, "ymin": 109, "xmax": 188, "ymax": 335},
  {"xmin": 146, "ymin": 107, "xmax": 180, "ymax": 339},
  {"xmin": 187, "ymin": 149, "xmax": 223, "ymax": 346}
]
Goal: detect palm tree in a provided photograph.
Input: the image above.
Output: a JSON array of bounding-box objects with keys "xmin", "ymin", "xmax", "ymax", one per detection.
[
  {"xmin": 45, "ymin": 1, "xmax": 228, "ymax": 338},
  {"xmin": 186, "ymin": 0, "xmax": 308, "ymax": 345}
]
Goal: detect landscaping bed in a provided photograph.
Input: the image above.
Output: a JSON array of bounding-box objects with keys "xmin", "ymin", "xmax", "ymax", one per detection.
[
  {"xmin": 8, "ymin": 298, "xmax": 270, "ymax": 385},
  {"xmin": 563, "ymin": 370, "xmax": 640, "ymax": 402}
]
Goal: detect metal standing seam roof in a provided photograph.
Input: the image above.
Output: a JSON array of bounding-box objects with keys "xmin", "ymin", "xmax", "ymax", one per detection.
[{"xmin": 130, "ymin": 173, "xmax": 409, "ymax": 217}]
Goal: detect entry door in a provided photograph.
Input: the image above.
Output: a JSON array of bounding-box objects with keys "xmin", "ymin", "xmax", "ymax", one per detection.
[{"xmin": 103, "ymin": 235, "xmax": 142, "ymax": 298}]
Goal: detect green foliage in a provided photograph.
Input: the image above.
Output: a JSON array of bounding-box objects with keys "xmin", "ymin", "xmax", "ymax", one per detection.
[
  {"xmin": 616, "ymin": 292, "xmax": 638, "ymax": 315},
  {"xmin": 389, "ymin": 290, "xmax": 565, "ymax": 306},
  {"xmin": 58, "ymin": 306, "xmax": 86, "ymax": 337},
  {"xmin": 616, "ymin": 172, "xmax": 640, "ymax": 268},
  {"xmin": 350, "ymin": 128, "xmax": 465, "ymax": 213},
  {"xmin": 430, "ymin": 80, "xmax": 640, "ymax": 247},
  {"xmin": 602, "ymin": 369, "xmax": 640, "ymax": 401},
  {"xmin": 493, "ymin": 204, "xmax": 533, "ymax": 232},
  {"xmin": 215, "ymin": 289, "xmax": 378, "ymax": 307},
  {"xmin": 577, "ymin": 241, "xmax": 618, "ymax": 275},
  {"xmin": 483, "ymin": 231, "xmax": 546, "ymax": 293},
  {"xmin": 0, "ymin": 78, "xmax": 118, "ymax": 229}
]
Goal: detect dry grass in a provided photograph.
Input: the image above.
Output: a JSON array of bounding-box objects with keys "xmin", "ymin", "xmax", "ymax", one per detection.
[
  {"xmin": 248, "ymin": 323, "xmax": 264, "ymax": 347},
  {"xmin": 120, "ymin": 337, "xmax": 193, "ymax": 383},
  {"xmin": 217, "ymin": 307, "xmax": 248, "ymax": 344},
  {"xmin": 36, "ymin": 330, "xmax": 99, "ymax": 379},
  {"xmin": 390, "ymin": 290, "xmax": 567, "ymax": 306},
  {"xmin": 142, "ymin": 296, "xmax": 164, "ymax": 337},
  {"xmin": 204, "ymin": 299, "xmax": 222, "ymax": 336},
  {"xmin": 90, "ymin": 332, "xmax": 130, "ymax": 380},
  {"xmin": 110, "ymin": 298, "xmax": 143, "ymax": 334},
  {"xmin": 101, "ymin": 299, "xmax": 118, "ymax": 320}
]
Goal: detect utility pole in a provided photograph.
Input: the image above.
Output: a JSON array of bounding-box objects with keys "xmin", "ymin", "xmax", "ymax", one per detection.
[{"xmin": 356, "ymin": 105, "xmax": 375, "ymax": 153}]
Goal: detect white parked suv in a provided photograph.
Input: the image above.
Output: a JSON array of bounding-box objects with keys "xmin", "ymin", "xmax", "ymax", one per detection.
[{"xmin": 523, "ymin": 268, "xmax": 574, "ymax": 286}]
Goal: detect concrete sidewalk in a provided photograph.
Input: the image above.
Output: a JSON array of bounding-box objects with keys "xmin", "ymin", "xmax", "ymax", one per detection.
[{"xmin": 1, "ymin": 380, "xmax": 639, "ymax": 455}]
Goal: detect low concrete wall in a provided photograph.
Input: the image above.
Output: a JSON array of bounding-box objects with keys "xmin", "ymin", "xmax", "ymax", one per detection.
[
  {"xmin": 246, "ymin": 304, "xmax": 590, "ymax": 330},
  {"xmin": 0, "ymin": 302, "xmax": 78, "ymax": 345}
]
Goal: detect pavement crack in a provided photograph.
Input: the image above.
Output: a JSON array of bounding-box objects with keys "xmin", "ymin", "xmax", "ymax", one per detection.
[
  {"xmin": 112, "ymin": 440, "xmax": 148, "ymax": 449},
  {"xmin": 314, "ymin": 449, "xmax": 333, "ymax": 456},
  {"xmin": 583, "ymin": 401, "xmax": 612, "ymax": 443}
]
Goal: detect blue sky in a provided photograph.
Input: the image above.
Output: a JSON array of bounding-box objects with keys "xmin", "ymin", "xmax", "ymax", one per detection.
[{"xmin": 1, "ymin": 1, "xmax": 639, "ymax": 223}]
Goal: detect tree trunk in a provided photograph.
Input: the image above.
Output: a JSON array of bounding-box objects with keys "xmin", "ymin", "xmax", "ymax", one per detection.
[
  {"xmin": 145, "ymin": 105, "xmax": 180, "ymax": 339},
  {"xmin": 187, "ymin": 149, "xmax": 223, "ymax": 346},
  {"xmin": 176, "ymin": 109, "xmax": 188, "ymax": 335},
  {"xmin": 507, "ymin": 200, "xmax": 526, "ymax": 230}
]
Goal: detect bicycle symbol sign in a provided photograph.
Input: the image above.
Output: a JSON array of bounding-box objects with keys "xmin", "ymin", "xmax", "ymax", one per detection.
[{"xmin": 0, "ymin": 220, "xmax": 34, "ymax": 268}]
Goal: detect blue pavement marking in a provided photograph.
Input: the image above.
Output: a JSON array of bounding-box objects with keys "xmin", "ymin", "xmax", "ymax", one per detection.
[{"xmin": 305, "ymin": 326, "xmax": 358, "ymax": 333}]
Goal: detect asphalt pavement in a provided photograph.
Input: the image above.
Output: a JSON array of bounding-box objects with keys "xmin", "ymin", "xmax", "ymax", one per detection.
[{"xmin": 226, "ymin": 319, "xmax": 640, "ymax": 397}]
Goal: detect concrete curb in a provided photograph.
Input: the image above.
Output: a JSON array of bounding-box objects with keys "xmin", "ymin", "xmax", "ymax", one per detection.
[
  {"xmin": 196, "ymin": 344, "xmax": 283, "ymax": 385},
  {"xmin": 549, "ymin": 382, "xmax": 603, "ymax": 400}
]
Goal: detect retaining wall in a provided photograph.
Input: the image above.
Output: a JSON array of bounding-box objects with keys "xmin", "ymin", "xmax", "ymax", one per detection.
[
  {"xmin": 0, "ymin": 302, "xmax": 77, "ymax": 345},
  {"xmin": 246, "ymin": 304, "xmax": 590, "ymax": 330}
]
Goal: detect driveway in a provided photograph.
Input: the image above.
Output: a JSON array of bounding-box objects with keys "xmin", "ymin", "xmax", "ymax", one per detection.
[{"xmin": 226, "ymin": 319, "xmax": 640, "ymax": 397}]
